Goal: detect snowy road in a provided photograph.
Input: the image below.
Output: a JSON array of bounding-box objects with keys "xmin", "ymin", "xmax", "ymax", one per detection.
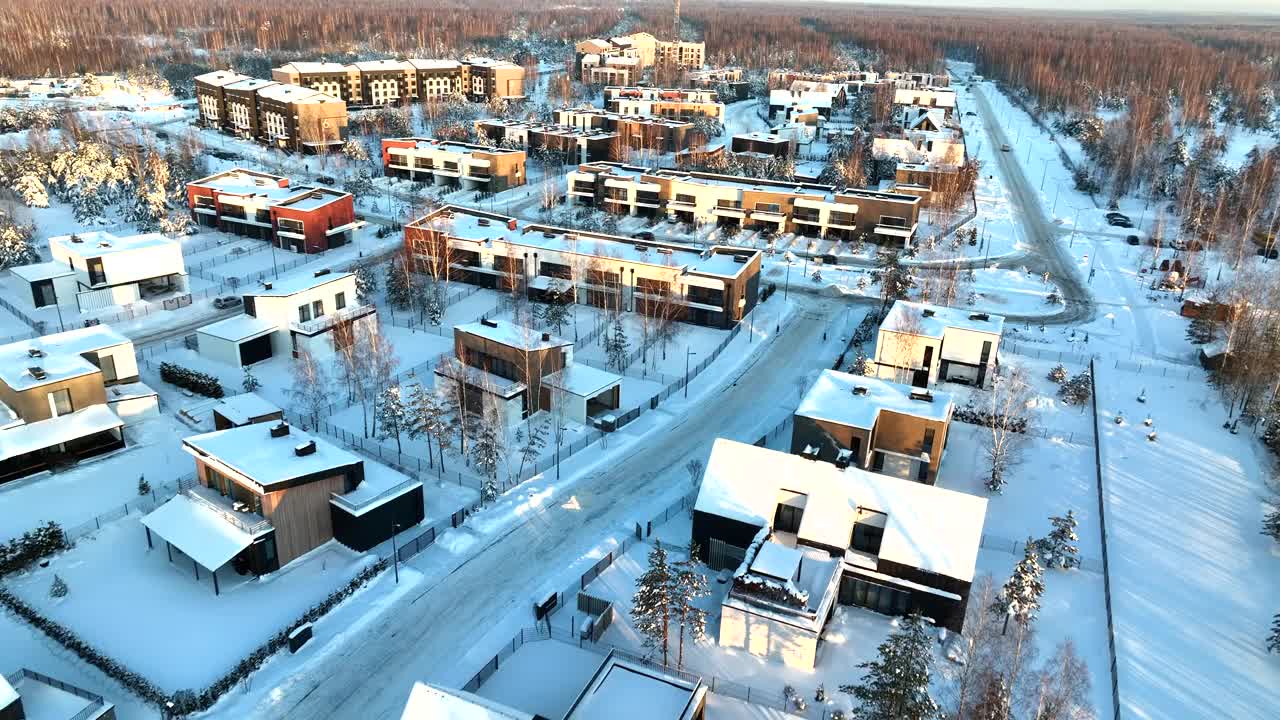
[{"xmin": 234, "ymin": 296, "xmax": 846, "ymax": 719}]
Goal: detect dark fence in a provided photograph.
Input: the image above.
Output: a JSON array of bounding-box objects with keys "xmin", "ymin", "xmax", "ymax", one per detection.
[
  {"xmin": 60, "ymin": 479, "xmax": 185, "ymax": 542},
  {"xmin": 1089, "ymin": 358, "xmax": 1123, "ymax": 720},
  {"xmin": 3, "ymin": 668, "xmax": 108, "ymax": 720}
]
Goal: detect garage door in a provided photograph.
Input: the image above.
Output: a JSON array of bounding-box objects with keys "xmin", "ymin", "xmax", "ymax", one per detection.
[{"xmin": 238, "ymin": 334, "xmax": 273, "ymax": 365}]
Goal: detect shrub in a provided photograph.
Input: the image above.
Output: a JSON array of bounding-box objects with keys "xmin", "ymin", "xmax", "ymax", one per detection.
[
  {"xmin": 1059, "ymin": 370, "xmax": 1093, "ymax": 406},
  {"xmin": 49, "ymin": 574, "xmax": 68, "ymax": 598},
  {"xmin": 159, "ymin": 362, "xmax": 224, "ymax": 398},
  {"xmin": 0, "ymin": 521, "xmax": 69, "ymax": 576},
  {"xmin": 1047, "ymin": 363, "xmax": 1068, "ymax": 383}
]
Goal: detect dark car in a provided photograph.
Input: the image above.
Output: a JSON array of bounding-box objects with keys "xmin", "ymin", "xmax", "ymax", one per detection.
[
  {"xmin": 1126, "ymin": 235, "xmax": 1140, "ymax": 246},
  {"xmin": 965, "ymin": 111, "xmax": 977, "ymax": 116},
  {"xmin": 1107, "ymin": 215, "xmax": 1133, "ymax": 228},
  {"xmin": 315, "ymin": 175, "xmax": 337, "ymax": 185},
  {"xmin": 632, "ymin": 231, "xmax": 655, "ymax": 240},
  {"xmin": 213, "ymin": 296, "xmax": 242, "ymax": 310}
]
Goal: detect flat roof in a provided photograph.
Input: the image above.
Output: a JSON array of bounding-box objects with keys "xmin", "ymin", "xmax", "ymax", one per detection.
[
  {"xmin": 213, "ymin": 392, "xmax": 282, "ymax": 425},
  {"xmin": 10, "ymin": 260, "xmax": 75, "ymax": 282},
  {"xmin": 881, "ymin": 300, "xmax": 1005, "ymax": 338},
  {"xmin": 407, "ymin": 59, "xmax": 462, "ymax": 71},
  {"xmin": 191, "ymin": 168, "xmax": 294, "ymax": 199},
  {"xmin": 0, "ymin": 405, "xmax": 123, "ymax": 462},
  {"xmin": 244, "ymin": 271, "xmax": 353, "ymax": 298},
  {"xmin": 544, "ymin": 364, "xmax": 622, "ymax": 398},
  {"xmin": 335, "ymin": 460, "xmax": 422, "ymax": 516},
  {"xmin": 400, "ymin": 682, "xmax": 532, "ymax": 720},
  {"xmin": 566, "ymin": 657, "xmax": 702, "ymax": 720},
  {"xmin": 49, "ymin": 230, "xmax": 178, "ymax": 258},
  {"xmin": 141, "ymin": 491, "xmax": 262, "ymax": 571},
  {"xmin": 457, "ymin": 321, "xmax": 572, "ymax": 351},
  {"xmin": 796, "ymin": 369, "xmax": 955, "ymax": 429},
  {"xmin": 275, "ymin": 187, "xmax": 351, "ymax": 211},
  {"xmin": 353, "ymin": 60, "xmax": 412, "ymax": 72},
  {"xmin": 226, "ymin": 78, "xmax": 277, "ymax": 93},
  {"xmin": 387, "ymin": 137, "xmax": 522, "ymax": 155},
  {"xmin": 0, "ymin": 325, "xmax": 130, "ymax": 391},
  {"xmin": 195, "ymin": 70, "xmax": 252, "ymax": 87},
  {"xmin": 278, "ymin": 61, "xmax": 350, "ymax": 74},
  {"xmin": 256, "ymin": 82, "xmax": 334, "ymax": 103},
  {"xmin": 197, "ymin": 313, "xmax": 277, "ymax": 342},
  {"xmin": 183, "ymin": 423, "xmax": 362, "ymax": 490},
  {"xmin": 694, "ymin": 439, "xmax": 988, "ymax": 582},
  {"xmin": 750, "ymin": 540, "xmax": 803, "ymax": 581}
]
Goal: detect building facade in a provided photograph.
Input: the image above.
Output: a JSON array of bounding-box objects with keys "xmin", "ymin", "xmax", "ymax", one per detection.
[
  {"xmin": 474, "ymin": 119, "xmax": 619, "ymax": 164},
  {"xmin": 186, "ymin": 168, "xmax": 359, "ymax": 253},
  {"xmin": 874, "ymin": 301, "xmax": 1005, "ymax": 389},
  {"xmin": 380, "ymin": 138, "xmax": 526, "ymax": 191}
]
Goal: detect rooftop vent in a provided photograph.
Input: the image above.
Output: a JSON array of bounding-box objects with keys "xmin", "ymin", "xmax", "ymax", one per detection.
[
  {"xmin": 477, "ymin": 218, "xmax": 491, "ymax": 227},
  {"xmin": 969, "ymin": 312, "xmax": 990, "ymax": 322},
  {"xmin": 634, "ymin": 244, "xmax": 648, "ymax": 252},
  {"xmin": 27, "ymin": 348, "xmax": 44, "ymax": 359},
  {"xmin": 314, "ymin": 268, "xmax": 331, "ymax": 278},
  {"xmin": 800, "ymin": 444, "xmax": 820, "ymax": 460},
  {"xmin": 922, "ymin": 308, "xmax": 935, "ymax": 317},
  {"xmin": 542, "ymin": 232, "xmax": 556, "ymax": 239},
  {"xmin": 733, "ymin": 254, "xmax": 749, "ymax": 263},
  {"xmin": 480, "ymin": 318, "xmax": 499, "ymax": 328},
  {"xmin": 294, "ymin": 440, "xmax": 317, "ymax": 457},
  {"xmin": 263, "ymin": 282, "xmax": 273, "ymax": 291},
  {"xmin": 852, "ymin": 386, "xmax": 869, "ymax": 396},
  {"xmin": 28, "ymin": 366, "xmax": 46, "ymax": 380},
  {"xmin": 270, "ymin": 422, "xmax": 290, "ymax": 438},
  {"xmin": 910, "ymin": 390, "xmax": 934, "ymax": 402},
  {"xmin": 541, "ymin": 332, "xmax": 551, "ymax": 342},
  {"xmin": 69, "ymin": 236, "xmax": 83, "ymax": 243},
  {"xmin": 656, "ymin": 248, "xmax": 673, "ymax": 255},
  {"xmin": 834, "ymin": 448, "xmax": 854, "ymax": 469},
  {"xmin": 98, "ymin": 241, "xmax": 112, "ymax": 248}
]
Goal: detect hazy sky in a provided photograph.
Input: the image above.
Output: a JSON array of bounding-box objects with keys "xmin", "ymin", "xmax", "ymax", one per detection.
[{"xmin": 837, "ymin": 0, "xmax": 1280, "ymax": 14}]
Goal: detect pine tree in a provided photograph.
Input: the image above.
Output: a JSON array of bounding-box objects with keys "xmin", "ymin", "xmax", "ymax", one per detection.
[
  {"xmin": 13, "ymin": 170, "xmax": 48, "ymax": 208},
  {"xmin": 1262, "ymin": 505, "xmax": 1280, "ymax": 542},
  {"xmin": 1058, "ymin": 370, "xmax": 1093, "ymax": 406},
  {"xmin": 840, "ymin": 614, "xmax": 941, "ymax": 720},
  {"xmin": 242, "ymin": 367, "xmax": 261, "ymax": 393},
  {"xmin": 992, "ymin": 539, "xmax": 1046, "ymax": 635},
  {"xmin": 1268, "ymin": 613, "xmax": 1280, "ymax": 654},
  {"xmin": 672, "ymin": 545, "xmax": 709, "ymax": 670},
  {"xmin": 342, "ymin": 169, "xmax": 375, "ymax": 197},
  {"xmin": 0, "ymin": 219, "xmax": 40, "ymax": 270},
  {"xmin": 605, "ymin": 316, "xmax": 630, "ymax": 371},
  {"xmin": 137, "ymin": 475, "xmax": 151, "ymax": 496},
  {"xmin": 355, "ymin": 264, "xmax": 379, "ymax": 303},
  {"xmin": 538, "ymin": 298, "xmax": 571, "ymax": 335},
  {"xmin": 1042, "ymin": 511, "xmax": 1081, "ymax": 570},
  {"xmin": 470, "ymin": 402, "xmax": 505, "ymax": 491},
  {"xmin": 407, "ymin": 383, "xmax": 450, "ymax": 469},
  {"xmin": 49, "ymin": 574, "xmax": 68, "ymax": 598},
  {"xmin": 632, "ymin": 542, "xmax": 675, "ymax": 666},
  {"xmin": 376, "ymin": 385, "xmax": 409, "ymax": 453},
  {"xmin": 514, "ymin": 419, "xmax": 546, "ymax": 480},
  {"xmin": 971, "ymin": 674, "xmax": 1010, "ymax": 720},
  {"xmin": 1185, "ymin": 317, "xmax": 1215, "ymax": 345},
  {"xmin": 876, "ymin": 251, "xmax": 914, "ymax": 313},
  {"xmin": 385, "ymin": 259, "xmax": 412, "ymax": 309},
  {"xmin": 342, "ymin": 139, "xmax": 371, "ymax": 163},
  {"xmin": 851, "ymin": 347, "xmax": 873, "ymax": 376},
  {"xmin": 1047, "ymin": 363, "xmax": 1068, "ymax": 383}
]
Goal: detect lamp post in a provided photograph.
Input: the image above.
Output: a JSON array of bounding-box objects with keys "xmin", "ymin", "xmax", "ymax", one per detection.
[
  {"xmin": 1052, "ymin": 182, "xmax": 1062, "ymax": 216},
  {"xmin": 391, "ymin": 523, "xmax": 400, "ymax": 583},
  {"xmin": 684, "ymin": 348, "xmax": 697, "ymax": 398},
  {"xmin": 1069, "ymin": 205, "xmax": 1085, "ymax": 248},
  {"xmin": 1040, "ymin": 159, "xmax": 1048, "ymax": 191}
]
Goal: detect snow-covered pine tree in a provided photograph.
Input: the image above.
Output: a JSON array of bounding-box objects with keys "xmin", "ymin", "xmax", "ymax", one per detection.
[
  {"xmin": 876, "ymin": 250, "xmax": 915, "ymax": 313},
  {"xmin": 137, "ymin": 475, "xmax": 151, "ymax": 496},
  {"xmin": 1058, "ymin": 370, "xmax": 1093, "ymax": 406},
  {"xmin": 605, "ymin": 316, "xmax": 630, "ymax": 371},
  {"xmin": 384, "ymin": 259, "xmax": 413, "ymax": 309},
  {"xmin": 851, "ymin": 347, "xmax": 873, "ymax": 376},
  {"xmin": 538, "ymin": 298, "xmax": 571, "ymax": 335},
  {"xmin": 839, "ymin": 614, "xmax": 941, "ymax": 720},
  {"xmin": 632, "ymin": 541, "xmax": 675, "ymax": 666},
  {"xmin": 341, "ymin": 139, "xmax": 371, "ymax": 163},
  {"xmin": 1262, "ymin": 504, "xmax": 1280, "ymax": 543},
  {"xmin": 1268, "ymin": 613, "xmax": 1280, "ymax": 654},
  {"xmin": 342, "ymin": 169, "xmax": 375, "ymax": 197},
  {"xmin": 355, "ymin": 264, "xmax": 379, "ymax": 303},
  {"xmin": 12, "ymin": 169, "xmax": 49, "ymax": 208},
  {"xmin": 49, "ymin": 574, "xmax": 68, "ymax": 598},
  {"xmin": 418, "ymin": 281, "xmax": 446, "ymax": 326},
  {"xmin": 242, "ymin": 367, "xmax": 261, "ymax": 393},
  {"xmin": 971, "ymin": 674, "xmax": 1010, "ymax": 720},
  {"xmin": 76, "ymin": 73, "xmax": 103, "ymax": 97},
  {"xmin": 129, "ymin": 152, "xmax": 171, "ymax": 231},
  {"xmin": 470, "ymin": 401, "xmax": 505, "ymax": 491},
  {"xmin": 513, "ymin": 419, "xmax": 546, "ymax": 480},
  {"xmin": 1185, "ymin": 317, "xmax": 1215, "ymax": 345},
  {"xmin": 1042, "ymin": 511, "xmax": 1081, "ymax": 570},
  {"xmin": 672, "ymin": 545, "xmax": 709, "ymax": 670},
  {"xmin": 991, "ymin": 539, "xmax": 1046, "ymax": 634},
  {"xmin": 376, "ymin": 385, "xmax": 409, "ymax": 453},
  {"xmin": 1047, "ymin": 363, "xmax": 1068, "ymax": 383},
  {"xmin": 0, "ymin": 218, "xmax": 40, "ymax": 270}
]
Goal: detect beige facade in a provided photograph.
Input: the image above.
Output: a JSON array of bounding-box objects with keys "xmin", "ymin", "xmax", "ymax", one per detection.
[{"xmin": 381, "ymin": 138, "xmax": 526, "ymax": 192}]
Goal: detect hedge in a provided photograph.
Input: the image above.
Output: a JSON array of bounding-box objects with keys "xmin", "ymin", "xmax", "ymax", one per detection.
[
  {"xmin": 159, "ymin": 362, "xmax": 224, "ymax": 399},
  {"xmin": 0, "ymin": 557, "xmax": 388, "ymax": 714}
]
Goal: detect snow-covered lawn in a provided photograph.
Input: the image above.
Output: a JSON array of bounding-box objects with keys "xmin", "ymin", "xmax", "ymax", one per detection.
[
  {"xmin": 1096, "ymin": 363, "xmax": 1280, "ymax": 720},
  {"xmin": 0, "ymin": 416, "xmax": 190, "ymax": 543},
  {"xmin": 6, "ymin": 519, "xmax": 376, "ymax": 693}
]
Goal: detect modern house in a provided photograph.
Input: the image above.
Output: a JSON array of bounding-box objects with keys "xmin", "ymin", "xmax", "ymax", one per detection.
[
  {"xmin": 0, "ymin": 326, "xmax": 156, "ymax": 483},
  {"xmin": 405, "ymin": 205, "xmax": 762, "ymax": 329},
  {"xmin": 10, "ymin": 231, "xmax": 185, "ymax": 312},
  {"xmin": 1, "ymin": 668, "xmax": 115, "ymax": 720},
  {"xmin": 893, "ymin": 87, "xmax": 958, "ymax": 122},
  {"xmin": 604, "ymin": 88, "xmax": 725, "ymax": 122},
  {"xmin": 474, "ymin": 119, "xmax": 619, "ymax": 164},
  {"xmin": 194, "ymin": 72, "xmax": 348, "ymax": 153},
  {"xmin": 874, "ymin": 301, "xmax": 1005, "ymax": 389},
  {"xmin": 563, "ymin": 651, "xmax": 707, "ymax": 719},
  {"xmin": 197, "ymin": 271, "xmax": 375, "ymax": 366},
  {"xmin": 692, "ymin": 439, "xmax": 987, "ymax": 643},
  {"xmin": 554, "ymin": 107, "xmax": 698, "ymax": 154},
  {"xmin": 186, "ymin": 168, "xmax": 360, "ymax": 253},
  {"xmin": 576, "ymin": 32, "xmax": 704, "ymax": 78},
  {"xmin": 141, "ymin": 422, "xmax": 424, "ymax": 592},
  {"xmin": 792, "ymin": 370, "xmax": 955, "ymax": 483},
  {"xmin": 400, "ymin": 682, "xmax": 533, "ymax": 720},
  {"xmin": 380, "ymin": 138, "xmax": 526, "ymax": 192},
  {"xmin": 580, "ymin": 54, "xmax": 642, "ymax": 86},
  {"xmin": 730, "ymin": 132, "xmax": 797, "ymax": 160},
  {"xmin": 689, "ymin": 67, "xmax": 747, "ymax": 101},
  {"xmin": 441, "ymin": 320, "xmax": 620, "ymax": 427},
  {"xmin": 767, "ymin": 88, "xmax": 836, "ymax": 122}
]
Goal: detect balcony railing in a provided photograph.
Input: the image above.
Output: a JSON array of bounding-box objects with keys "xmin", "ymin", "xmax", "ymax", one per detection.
[
  {"xmin": 180, "ymin": 481, "xmax": 272, "ymax": 535},
  {"xmin": 289, "ymin": 302, "xmax": 376, "ymax": 335}
]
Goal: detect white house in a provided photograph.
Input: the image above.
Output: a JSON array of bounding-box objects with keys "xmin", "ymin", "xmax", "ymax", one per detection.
[
  {"xmin": 874, "ymin": 301, "xmax": 1004, "ymax": 389},
  {"xmin": 40, "ymin": 231, "xmax": 187, "ymax": 311},
  {"xmin": 197, "ymin": 271, "xmax": 375, "ymax": 367}
]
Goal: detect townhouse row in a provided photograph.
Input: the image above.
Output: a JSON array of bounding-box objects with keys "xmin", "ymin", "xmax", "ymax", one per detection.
[
  {"xmin": 272, "ymin": 57, "xmax": 525, "ymax": 105},
  {"xmin": 195, "ymin": 70, "xmax": 349, "ymax": 153},
  {"xmin": 575, "ymin": 31, "xmax": 705, "ymax": 85},
  {"xmin": 404, "ymin": 205, "xmax": 761, "ymax": 330},
  {"xmin": 602, "ymin": 86, "xmax": 725, "ymax": 121},
  {"xmin": 566, "ymin": 162, "xmax": 922, "ymax": 245}
]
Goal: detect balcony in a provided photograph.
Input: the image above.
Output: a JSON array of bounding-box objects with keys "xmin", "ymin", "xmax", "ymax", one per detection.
[
  {"xmin": 570, "ymin": 183, "xmax": 597, "ymax": 196},
  {"xmin": 289, "ymin": 303, "xmax": 376, "ymax": 335},
  {"xmin": 181, "ymin": 482, "xmax": 272, "ymax": 536},
  {"xmin": 793, "ymin": 211, "xmax": 822, "ymax": 226},
  {"xmin": 636, "ymin": 193, "xmax": 661, "ymax": 208},
  {"xmin": 667, "ymin": 198, "xmax": 696, "ymax": 211},
  {"xmin": 828, "ymin": 212, "xmax": 857, "ymax": 229},
  {"xmin": 712, "ymin": 201, "xmax": 745, "ymax": 218}
]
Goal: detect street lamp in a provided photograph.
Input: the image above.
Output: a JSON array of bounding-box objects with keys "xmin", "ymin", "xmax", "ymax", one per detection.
[
  {"xmin": 1069, "ymin": 206, "xmax": 1085, "ymax": 247},
  {"xmin": 391, "ymin": 523, "xmax": 401, "ymax": 583},
  {"xmin": 1040, "ymin": 159, "xmax": 1048, "ymax": 191},
  {"xmin": 685, "ymin": 348, "xmax": 698, "ymax": 398}
]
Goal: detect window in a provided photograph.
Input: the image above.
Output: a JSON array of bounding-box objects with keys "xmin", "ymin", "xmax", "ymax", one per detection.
[
  {"xmin": 774, "ymin": 503, "xmax": 803, "ymax": 534},
  {"xmin": 851, "ymin": 522, "xmax": 884, "ymax": 554},
  {"xmin": 298, "ymin": 305, "xmax": 312, "ymax": 323},
  {"xmin": 48, "ymin": 388, "xmax": 73, "ymax": 417},
  {"xmin": 98, "ymin": 354, "xmax": 117, "ymax": 383},
  {"xmin": 86, "ymin": 258, "xmax": 106, "ymax": 286},
  {"xmin": 312, "ymin": 300, "xmax": 325, "ymax": 318},
  {"xmin": 922, "ymin": 428, "xmax": 936, "ymax": 454},
  {"xmin": 335, "ymin": 292, "xmax": 346, "ymax": 310}
]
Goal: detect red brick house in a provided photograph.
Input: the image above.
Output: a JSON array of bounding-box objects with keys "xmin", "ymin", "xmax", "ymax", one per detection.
[{"xmin": 187, "ymin": 169, "xmax": 360, "ymax": 253}]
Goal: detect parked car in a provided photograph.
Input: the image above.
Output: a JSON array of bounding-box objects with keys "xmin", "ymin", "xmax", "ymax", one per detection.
[
  {"xmin": 965, "ymin": 111, "xmax": 977, "ymax": 117},
  {"xmin": 632, "ymin": 231, "xmax": 655, "ymax": 240},
  {"xmin": 1000, "ymin": 144, "xmax": 1011, "ymax": 152},
  {"xmin": 1126, "ymin": 235, "xmax": 1141, "ymax": 246},
  {"xmin": 1107, "ymin": 215, "xmax": 1133, "ymax": 228},
  {"xmin": 213, "ymin": 296, "xmax": 242, "ymax": 310},
  {"xmin": 315, "ymin": 175, "xmax": 336, "ymax": 185}
]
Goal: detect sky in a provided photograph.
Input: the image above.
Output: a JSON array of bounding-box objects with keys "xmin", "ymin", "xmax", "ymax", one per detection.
[{"xmin": 836, "ymin": 0, "xmax": 1280, "ymax": 14}]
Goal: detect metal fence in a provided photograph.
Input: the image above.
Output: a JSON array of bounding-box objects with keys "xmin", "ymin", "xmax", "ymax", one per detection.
[
  {"xmin": 0, "ymin": 293, "xmax": 42, "ymax": 333},
  {"xmin": 3, "ymin": 668, "xmax": 109, "ymax": 720},
  {"xmin": 1090, "ymin": 358, "xmax": 1123, "ymax": 720},
  {"xmin": 59, "ymin": 477, "xmax": 186, "ymax": 542},
  {"xmin": 1001, "ymin": 338, "xmax": 1095, "ymax": 366}
]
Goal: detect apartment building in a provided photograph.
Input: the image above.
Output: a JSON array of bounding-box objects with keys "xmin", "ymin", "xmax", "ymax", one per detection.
[
  {"xmin": 0, "ymin": 326, "xmax": 155, "ymax": 483},
  {"xmin": 693, "ymin": 439, "xmax": 987, "ymax": 641},
  {"xmin": 407, "ymin": 59, "xmax": 465, "ymax": 100},
  {"xmin": 197, "ymin": 271, "xmax": 375, "ymax": 366},
  {"xmin": 688, "ymin": 67, "xmax": 749, "ymax": 101},
  {"xmin": 404, "ymin": 205, "xmax": 762, "ymax": 329},
  {"xmin": 33, "ymin": 231, "xmax": 187, "ymax": 311},
  {"xmin": 576, "ymin": 32, "xmax": 704, "ymax": 76},
  {"xmin": 874, "ymin": 301, "xmax": 1005, "ymax": 389},
  {"xmin": 186, "ymin": 168, "xmax": 359, "ymax": 253},
  {"xmin": 604, "ymin": 86, "xmax": 725, "ymax": 121},
  {"xmin": 142, "ymin": 422, "xmax": 423, "ymax": 591},
  {"xmin": 380, "ymin": 138, "xmax": 526, "ymax": 192},
  {"xmin": 223, "ymin": 78, "xmax": 276, "ymax": 139},
  {"xmin": 792, "ymin": 370, "xmax": 955, "ymax": 484},
  {"xmin": 271, "ymin": 62, "xmax": 361, "ymax": 103},
  {"xmin": 567, "ymin": 163, "xmax": 922, "ymax": 245},
  {"xmin": 554, "ymin": 107, "xmax": 697, "ymax": 154},
  {"xmin": 886, "ymin": 70, "xmax": 950, "ymax": 88},
  {"xmin": 730, "ymin": 131, "xmax": 796, "ymax": 159},
  {"xmin": 475, "ymin": 119, "xmax": 619, "ymax": 164},
  {"xmin": 194, "ymin": 70, "xmax": 251, "ymax": 128},
  {"xmin": 271, "ymin": 57, "xmax": 523, "ymax": 102},
  {"xmin": 194, "ymin": 71, "xmax": 348, "ymax": 153},
  {"xmin": 580, "ymin": 54, "xmax": 641, "ymax": 86}
]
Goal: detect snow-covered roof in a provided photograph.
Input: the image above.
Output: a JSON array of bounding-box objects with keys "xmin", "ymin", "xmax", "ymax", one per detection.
[
  {"xmin": 256, "ymin": 82, "xmax": 334, "ymax": 104},
  {"xmin": 226, "ymin": 78, "xmax": 277, "ymax": 93},
  {"xmin": 213, "ymin": 393, "xmax": 282, "ymax": 425},
  {"xmin": 197, "ymin": 313, "xmax": 277, "ymax": 342},
  {"xmin": 353, "ymin": 60, "xmax": 412, "ymax": 72},
  {"xmin": 141, "ymin": 492, "xmax": 262, "ymax": 571},
  {"xmin": 10, "ymin": 260, "xmax": 75, "ymax": 282},
  {"xmin": 388, "ymin": 137, "xmax": 523, "ymax": 155},
  {"xmin": 106, "ymin": 381, "xmax": 157, "ymax": 402},
  {"xmin": 456, "ymin": 321, "xmax": 573, "ymax": 351},
  {"xmin": 5, "ymin": 671, "xmax": 113, "ymax": 720},
  {"xmin": 407, "ymin": 59, "xmax": 463, "ymax": 71},
  {"xmin": 769, "ymin": 89, "xmax": 833, "ymax": 110},
  {"xmin": 893, "ymin": 88, "xmax": 957, "ymax": 108},
  {"xmin": 50, "ymin": 230, "xmax": 178, "ymax": 259},
  {"xmin": 0, "ymin": 325, "xmax": 131, "ymax": 391},
  {"xmin": 401, "ymin": 682, "xmax": 532, "ymax": 720},
  {"xmin": 182, "ymin": 423, "xmax": 362, "ymax": 491},
  {"xmin": 733, "ymin": 131, "xmax": 791, "ymax": 144},
  {"xmin": 275, "ymin": 187, "xmax": 351, "ymax": 211},
  {"xmin": 191, "ymin": 168, "xmax": 293, "ymax": 198},
  {"xmin": 244, "ymin": 271, "xmax": 353, "ymax": 298},
  {"xmin": 694, "ymin": 439, "xmax": 988, "ymax": 581},
  {"xmin": 195, "ymin": 70, "xmax": 252, "ymax": 87},
  {"xmin": 334, "ymin": 460, "xmax": 422, "ymax": 517},
  {"xmin": 278, "ymin": 61, "xmax": 350, "ymax": 74},
  {"xmin": 543, "ymin": 364, "xmax": 622, "ymax": 398},
  {"xmin": 0, "ymin": 405, "xmax": 123, "ymax": 461},
  {"xmin": 750, "ymin": 540, "xmax": 802, "ymax": 581},
  {"xmin": 881, "ymin": 300, "xmax": 1005, "ymax": 339},
  {"xmin": 464, "ymin": 57, "xmax": 521, "ymax": 70},
  {"xmin": 565, "ymin": 655, "xmax": 703, "ymax": 720},
  {"xmin": 796, "ymin": 370, "xmax": 955, "ymax": 429},
  {"xmin": 0, "ymin": 669, "xmax": 16, "ymax": 709}
]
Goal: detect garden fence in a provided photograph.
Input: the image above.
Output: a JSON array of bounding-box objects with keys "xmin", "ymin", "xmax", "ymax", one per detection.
[
  {"xmin": 59, "ymin": 477, "xmax": 187, "ymax": 542},
  {"xmin": 1089, "ymin": 358, "xmax": 1123, "ymax": 720}
]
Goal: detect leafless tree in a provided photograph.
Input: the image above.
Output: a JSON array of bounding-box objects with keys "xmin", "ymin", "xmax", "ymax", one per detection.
[{"xmin": 984, "ymin": 364, "xmax": 1034, "ymax": 494}]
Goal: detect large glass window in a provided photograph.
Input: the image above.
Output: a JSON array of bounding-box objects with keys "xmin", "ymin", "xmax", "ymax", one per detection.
[
  {"xmin": 48, "ymin": 389, "xmax": 73, "ymax": 416},
  {"xmin": 298, "ymin": 304, "xmax": 312, "ymax": 323},
  {"xmin": 851, "ymin": 522, "xmax": 884, "ymax": 555},
  {"xmin": 840, "ymin": 576, "xmax": 911, "ymax": 617},
  {"xmin": 312, "ymin": 300, "xmax": 325, "ymax": 318},
  {"xmin": 774, "ymin": 503, "xmax": 803, "ymax": 534}
]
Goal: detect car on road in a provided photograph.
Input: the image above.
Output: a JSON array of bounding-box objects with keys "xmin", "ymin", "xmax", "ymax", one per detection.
[
  {"xmin": 213, "ymin": 296, "xmax": 242, "ymax": 310},
  {"xmin": 315, "ymin": 175, "xmax": 336, "ymax": 185},
  {"xmin": 1107, "ymin": 213, "xmax": 1133, "ymax": 227},
  {"xmin": 965, "ymin": 111, "xmax": 977, "ymax": 116},
  {"xmin": 1000, "ymin": 144, "xmax": 1011, "ymax": 152},
  {"xmin": 1126, "ymin": 235, "xmax": 1141, "ymax": 246},
  {"xmin": 632, "ymin": 231, "xmax": 655, "ymax": 240}
]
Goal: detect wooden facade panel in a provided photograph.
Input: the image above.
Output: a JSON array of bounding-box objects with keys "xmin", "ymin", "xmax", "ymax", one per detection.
[
  {"xmin": 0, "ymin": 371, "xmax": 107, "ymax": 423},
  {"xmin": 262, "ymin": 474, "xmax": 346, "ymax": 565}
]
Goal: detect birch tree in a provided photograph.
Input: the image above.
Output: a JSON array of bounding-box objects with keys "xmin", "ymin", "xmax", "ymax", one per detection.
[{"xmin": 984, "ymin": 365, "xmax": 1034, "ymax": 494}]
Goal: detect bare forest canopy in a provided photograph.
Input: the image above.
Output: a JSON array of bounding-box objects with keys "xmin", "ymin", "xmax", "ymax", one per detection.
[{"xmin": 0, "ymin": 0, "xmax": 1276, "ymax": 122}]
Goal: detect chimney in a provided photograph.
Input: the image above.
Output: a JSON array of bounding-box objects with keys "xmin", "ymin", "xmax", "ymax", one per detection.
[
  {"xmin": 852, "ymin": 386, "xmax": 868, "ymax": 396},
  {"xmin": 294, "ymin": 440, "xmax": 317, "ymax": 457},
  {"xmin": 541, "ymin": 332, "xmax": 551, "ymax": 342},
  {"xmin": 263, "ymin": 281, "xmax": 273, "ymax": 291},
  {"xmin": 270, "ymin": 422, "xmax": 290, "ymax": 438}
]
